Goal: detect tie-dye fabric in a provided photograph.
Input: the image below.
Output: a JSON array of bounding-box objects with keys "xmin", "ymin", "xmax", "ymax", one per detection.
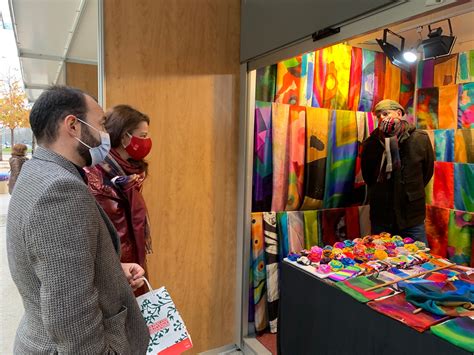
[
  {"xmin": 358, "ymin": 205, "xmax": 371, "ymax": 237},
  {"xmin": 367, "ymin": 293, "xmax": 449, "ymax": 332},
  {"xmin": 299, "ymin": 52, "xmax": 315, "ymax": 106},
  {"xmin": 425, "ymin": 205, "xmax": 449, "ymax": 257},
  {"xmin": 287, "ymin": 211, "xmax": 305, "ymax": 253},
  {"xmin": 457, "ymin": 50, "xmax": 474, "ymax": 83},
  {"xmin": 438, "ymin": 84, "xmax": 458, "ymax": 129},
  {"xmin": 336, "ymin": 275, "xmax": 395, "ymax": 303},
  {"xmin": 252, "ymin": 101, "xmax": 273, "ymax": 211},
  {"xmin": 454, "ymin": 163, "xmax": 474, "ymax": 212},
  {"xmin": 303, "ymin": 210, "xmax": 320, "ymax": 248},
  {"xmin": 358, "ymin": 49, "xmax": 375, "ymax": 112},
  {"xmin": 431, "ymin": 317, "xmax": 474, "ymax": 352},
  {"xmin": 322, "ymin": 44, "xmax": 351, "ymax": 110},
  {"xmin": 277, "ymin": 212, "xmax": 289, "ymax": 261},
  {"xmin": 433, "ymin": 162, "xmax": 454, "ymax": 209},
  {"xmin": 250, "ymin": 212, "xmax": 268, "ymax": 333},
  {"xmin": 458, "ymin": 82, "xmax": 474, "ymax": 129},
  {"xmin": 301, "ymin": 107, "xmax": 329, "ymax": 210},
  {"xmin": 263, "ymin": 212, "xmax": 279, "ymax": 334},
  {"xmin": 399, "ymin": 65, "xmax": 416, "ymax": 123},
  {"xmin": 271, "ymin": 103, "xmax": 290, "ymax": 212},
  {"xmin": 383, "ymin": 58, "xmax": 401, "ymax": 103},
  {"xmin": 348, "ymin": 47, "xmax": 362, "ymax": 111},
  {"xmin": 417, "ymin": 59, "xmax": 434, "ymax": 89},
  {"xmin": 256, "ymin": 65, "xmax": 277, "ymax": 102},
  {"xmin": 454, "ymin": 129, "xmax": 474, "ymax": 163},
  {"xmin": 312, "ymin": 49, "xmax": 327, "ymax": 108},
  {"xmin": 275, "ymin": 56, "xmax": 301, "ymax": 105},
  {"xmin": 372, "ymin": 52, "xmax": 386, "ymax": 110},
  {"xmin": 447, "ymin": 210, "xmax": 473, "ymax": 266},
  {"xmin": 324, "ymin": 110, "xmax": 358, "ymax": 208},
  {"xmin": 434, "ymin": 129, "xmax": 454, "ymax": 162},
  {"xmin": 286, "ymin": 106, "xmax": 305, "ymax": 210},
  {"xmin": 433, "ymin": 54, "xmax": 458, "ymax": 87},
  {"xmin": 417, "ymin": 87, "xmax": 439, "ymax": 129}
]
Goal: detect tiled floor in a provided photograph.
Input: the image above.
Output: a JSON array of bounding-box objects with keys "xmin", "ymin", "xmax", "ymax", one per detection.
[{"xmin": 0, "ymin": 193, "xmax": 23, "ymax": 354}]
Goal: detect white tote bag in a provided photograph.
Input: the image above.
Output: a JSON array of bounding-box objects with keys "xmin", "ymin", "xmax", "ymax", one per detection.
[{"xmin": 137, "ymin": 278, "xmax": 193, "ymax": 355}]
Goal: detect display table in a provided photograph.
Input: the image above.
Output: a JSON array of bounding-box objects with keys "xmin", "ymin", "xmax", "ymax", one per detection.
[{"xmin": 277, "ymin": 261, "xmax": 470, "ymax": 355}]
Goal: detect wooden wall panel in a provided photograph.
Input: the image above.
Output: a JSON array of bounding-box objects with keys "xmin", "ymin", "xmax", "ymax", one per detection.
[
  {"xmin": 65, "ymin": 62, "xmax": 98, "ymax": 99},
  {"xmin": 104, "ymin": 0, "xmax": 240, "ymax": 352}
]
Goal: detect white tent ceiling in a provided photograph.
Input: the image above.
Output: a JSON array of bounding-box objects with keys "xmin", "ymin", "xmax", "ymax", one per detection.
[{"xmin": 9, "ymin": 0, "xmax": 98, "ymax": 102}]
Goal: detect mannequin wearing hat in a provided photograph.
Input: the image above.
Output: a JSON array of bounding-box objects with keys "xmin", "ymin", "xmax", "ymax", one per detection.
[{"xmin": 361, "ymin": 99, "xmax": 434, "ymax": 244}]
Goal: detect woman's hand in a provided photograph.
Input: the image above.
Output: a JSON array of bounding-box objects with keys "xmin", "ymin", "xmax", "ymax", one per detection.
[{"xmin": 121, "ymin": 263, "xmax": 145, "ymax": 290}]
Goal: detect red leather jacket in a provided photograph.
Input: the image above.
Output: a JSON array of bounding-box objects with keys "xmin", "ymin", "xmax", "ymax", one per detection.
[{"xmin": 85, "ymin": 164, "xmax": 146, "ymax": 265}]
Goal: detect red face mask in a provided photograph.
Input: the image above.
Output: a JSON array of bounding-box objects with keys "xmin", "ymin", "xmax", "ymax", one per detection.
[{"xmin": 125, "ymin": 133, "xmax": 152, "ymax": 160}]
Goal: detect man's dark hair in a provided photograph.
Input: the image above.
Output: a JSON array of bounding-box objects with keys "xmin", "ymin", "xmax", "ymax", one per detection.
[{"xmin": 29, "ymin": 85, "xmax": 88, "ymax": 143}]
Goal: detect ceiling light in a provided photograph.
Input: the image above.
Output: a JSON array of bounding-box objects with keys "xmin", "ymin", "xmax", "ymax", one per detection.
[
  {"xmin": 403, "ymin": 50, "xmax": 418, "ymax": 63},
  {"xmin": 421, "ymin": 19, "xmax": 456, "ymax": 59},
  {"xmin": 376, "ymin": 29, "xmax": 411, "ymax": 71}
]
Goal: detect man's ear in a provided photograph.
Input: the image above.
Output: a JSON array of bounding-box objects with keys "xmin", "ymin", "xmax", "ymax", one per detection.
[{"xmin": 64, "ymin": 115, "xmax": 79, "ymax": 136}]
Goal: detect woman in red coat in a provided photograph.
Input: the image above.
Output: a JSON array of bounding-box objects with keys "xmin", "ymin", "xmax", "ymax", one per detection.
[{"xmin": 85, "ymin": 105, "xmax": 153, "ymax": 293}]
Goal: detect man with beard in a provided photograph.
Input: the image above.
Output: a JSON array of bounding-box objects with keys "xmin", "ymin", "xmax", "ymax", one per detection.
[
  {"xmin": 361, "ymin": 99, "xmax": 434, "ymax": 244},
  {"xmin": 6, "ymin": 86, "xmax": 150, "ymax": 354}
]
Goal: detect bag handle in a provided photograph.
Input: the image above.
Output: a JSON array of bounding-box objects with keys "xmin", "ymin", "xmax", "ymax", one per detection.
[{"xmin": 140, "ymin": 277, "xmax": 154, "ymax": 293}]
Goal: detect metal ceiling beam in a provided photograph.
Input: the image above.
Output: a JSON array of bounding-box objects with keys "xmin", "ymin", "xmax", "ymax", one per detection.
[{"xmin": 19, "ymin": 51, "xmax": 97, "ymax": 65}]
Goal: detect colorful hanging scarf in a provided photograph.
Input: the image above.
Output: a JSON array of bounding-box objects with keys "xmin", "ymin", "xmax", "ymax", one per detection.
[
  {"xmin": 399, "ymin": 65, "xmax": 416, "ymax": 123},
  {"xmin": 263, "ymin": 212, "xmax": 279, "ymax": 334},
  {"xmin": 348, "ymin": 47, "xmax": 362, "ymax": 111},
  {"xmin": 358, "ymin": 49, "xmax": 375, "ymax": 112},
  {"xmin": 454, "ymin": 163, "xmax": 474, "ymax": 212},
  {"xmin": 277, "ymin": 212, "xmax": 289, "ymax": 261},
  {"xmin": 425, "ymin": 205, "xmax": 449, "ymax": 258},
  {"xmin": 383, "ymin": 58, "xmax": 401, "ymax": 103},
  {"xmin": 448, "ymin": 210, "xmax": 473, "ymax": 266},
  {"xmin": 454, "ymin": 129, "xmax": 474, "ymax": 163},
  {"xmin": 275, "ymin": 56, "xmax": 302, "ymax": 105},
  {"xmin": 252, "ymin": 101, "xmax": 273, "ymax": 211},
  {"xmin": 458, "ymin": 82, "xmax": 474, "ymax": 128},
  {"xmin": 434, "ymin": 129, "xmax": 454, "ymax": 162},
  {"xmin": 299, "ymin": 52, "xmax": 315, "ymax": 106},
  {"xmin": 416, "ymin": 87, "xmax": 439, "ymax": 129},
  {"xmin": 432, "ymin": 162, "xmax": 454, "ymax": 209},
  {"xmin": 433, "ymin": 54, "xmax": 458, "ymax": 87},
  {"xmin": 371, "ymin": 52, "xmax": 386, "ymax": 110},
  {"xmin": 303, "ymin": 210, "xmax": 320, "ymax": 248},
  {"xmin": 431, "ymin": 318, "xmax": 474, "ymax": 352},
  {"xmin": 255, "ymin": 65, "xmax": 277, "ymax": 102},
  {"xmin": 367, "ymin": 293, "xmax": 449, "ymax": 332},
  {"xmin": 250, "ymin": 212, "xmax": 268, "ymax": 333},
  {"xmin": 287, "ymin": 211, "xmax": 305, "ymax": 253},
  {"xmin": 457, "ymin": 50, "xmax": 474, "ymax": 83},
  {"xmin": 322, "ymin": 44, "xmax": 351, "ymax": 110},
  {"xmin": 106, "ymin": 149, "xmax": 152, "ymax": 265},
  {"xmin": 312, "ymin": 49, "xmax": 327, "ymax": 108},
  {"xmin": 438, "ymin": 84, "xmax": 458, "ymax": 129},
  {"xmin": 416, "ymin": 59, "xmax": 434, "ymax": 89}
]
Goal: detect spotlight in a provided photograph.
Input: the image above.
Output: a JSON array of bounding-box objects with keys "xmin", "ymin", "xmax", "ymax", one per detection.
[
  {"xmin": 403, "ymin": 50, "xmax": 418, "ymax": 63},
  {"xmin": 420, "ymin": 19, "xmax": 456, "ymax": 59},
  {"xmin": 376, "ymin": 29, "xmax": 411, "ymax": 71}
]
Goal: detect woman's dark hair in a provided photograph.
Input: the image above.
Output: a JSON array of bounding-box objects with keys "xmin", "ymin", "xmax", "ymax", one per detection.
[
  {"xmin": 12, "ymin": 143, "xmax": 28, "ymax": 156},
  {"xmin": 29, "ymin": 86, "xmax": 87, "ymax": 143},
  {"xmin": 106, "ymin": 105, "xmax": 150, "ymax": 171}
]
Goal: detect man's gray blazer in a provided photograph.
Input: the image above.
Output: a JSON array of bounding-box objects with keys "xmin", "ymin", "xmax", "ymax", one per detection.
[{"xmin": 7, "ymin": 146, "xmax": 149, "ymax": 354}]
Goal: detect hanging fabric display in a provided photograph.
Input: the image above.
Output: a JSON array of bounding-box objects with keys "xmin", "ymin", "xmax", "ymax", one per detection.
[
  {"xmin": 358, "ymin": 49, "xmax": 375, "ymax": 112},
  {"xmin": 312, "ymin": 49, "xmax": 327, "ymax": 108},
  {"xmin": 299, "ymin": 52, "xmax": 315, "ymax": 106},
  {"xmin": 456, "ymin": 50, "xmax": 474, "ymax": 83},
  {"xmin": 347, "ymin": 47, "xmax": 362, "ymax": 111},
  {"xmin": 322, "ymin": 44, "xmax": 351, "ymax": 110},
  {"xmin": 286, "ymin": 106, "xmax": 306, "ymax": 210},
  {"xmin": 431, "ymin": 318, "xmax": 474, "ymax": 353},
  {"xmin": 399, "ymin": 65, "xmax": 416, "ymax": 124},
  {"xmin": 433, "ymin": 162, "xmax": 454, "ymax": 209},
  {"xmin": 271, "ymin": 103, "xmax": 290, "ymax": 212},
  {"xmin": 433, "ymin": 54, "xmax": 458, "ymax": 87},
  {"xmin": 454, "ymin": 163, "xmax": 474, "ymax": 212},
  {"xmin": 276, "ymin": 212, "xmax": 289, "ymax": 261},
  {"xmin": 324, "ymin": 110, "xmax": 358, "ymax": 208},
  {"xmin": 303, "ymin": 210, "xmax": 320, "ymax": 249},
  {"xmin": 458, "ymin": 82, "xmax": 474, "ymax": 129},
  {"xmin": 447, "ymin": 210, "xmax": 473, "ymax": 266},
  {"xmin": 275, "ymin": 56, "xmax": 302, "ymax": 105},
  {"xmin": 383, "ymin": 58, "xmax": 401, "ymax": 103},
  {"xmin": 250, "ymin": 212, "xmax": 268, "ymax": 333},
  {"xmin": 371, "ymin": 52, "xmax": 386, "ymax": 110},
  {"xmin": 434, "ymin": 129, "xmax": 454, "ymax": 162},
  {"xmin": 367, "ymin": 293, "xmax": 449, "ymax": 333},
  {"xmin": 358, "ymin": 205, "xmax": 371, "ymax": 237},
  {"xmin": 287, "ymin": 211, "xmax": 305, "ymax": 253},
  {"xmin": 263, "ymin": 212, "xmax": 279, "ymax": 334},
  {"xmin": 255, "ymin": 65, "xmax": 277, "ymax": 102},
  {"xmin": 454, "ymin": 129, "xmax": 474, "ymax": 163},
  {"xmin": 416, "ymin": 59, "xmax": 434, "ymax": 89},
  {"xmin": 425, "ymin": 205, "xmax": 449, "ymax": 258},
  {"xmin": 438, "ymin": 84, "xmax": 459, "ymax": 129},
  {"xmin": 352, "ymin": 112, "xmax": 374, "ymax": 205},
  {"xmin": 301, "ymin": 107, "xmax": 329, "ymax": 210},
  {"xmin": 252, "ymin": 101, "xmax": 273, "ymax": 211},
  {"xmin": 416, "ymin": 87, "xmax": 439, "ymax": 129}
]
